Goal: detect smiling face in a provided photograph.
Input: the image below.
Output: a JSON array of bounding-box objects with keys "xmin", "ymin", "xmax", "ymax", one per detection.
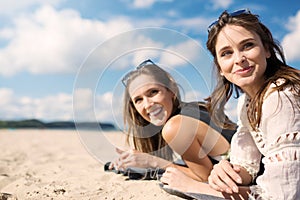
[
  {"xmin": 215, "ymin": 25, "xmax": 271, "ymax": 97},
  {"xmin": 128, "ymin": 74, "xmax": 174, "ymax": 126}
]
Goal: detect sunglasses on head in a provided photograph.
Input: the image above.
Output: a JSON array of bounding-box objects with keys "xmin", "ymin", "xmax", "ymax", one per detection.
[
  {"xmin": 207, "ymin": 8, "xmax": 251, "ymax": 33},
  {"xmin": 121, "ymin": 59, "xmax": 155, "ymax": 87}
]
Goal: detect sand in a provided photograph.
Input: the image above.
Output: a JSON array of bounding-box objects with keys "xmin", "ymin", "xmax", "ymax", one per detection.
[{"xmin": 0, "ymin": 129, "xmax": 183, "ymax": 200}]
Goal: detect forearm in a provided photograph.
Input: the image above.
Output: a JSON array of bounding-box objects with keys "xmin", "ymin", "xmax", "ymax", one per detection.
[
  {"xmin": 171, "ymin": 163, "xmax": 206, "ymax": 181},
  {"xmin": 149, "ymin": 155, "xmax": 173, "ymax": 169}
]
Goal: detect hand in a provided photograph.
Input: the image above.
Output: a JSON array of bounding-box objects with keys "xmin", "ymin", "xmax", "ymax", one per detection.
[
  {"xmin": 208, "ymin": 160, "xmax": 242, "ymax": 194},
  {"xmin": 160, "ymin": 167, "xmax": 199, "ymax": 192},
  {"xmin": 109, "ymin": 148, "xmax": 154, "ymax": 170}
]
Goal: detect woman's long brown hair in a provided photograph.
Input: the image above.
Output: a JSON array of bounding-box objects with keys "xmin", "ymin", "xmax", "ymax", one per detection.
[{"xmin": 206, "ymin": 10, "xmax": 300, "ymax": 130}]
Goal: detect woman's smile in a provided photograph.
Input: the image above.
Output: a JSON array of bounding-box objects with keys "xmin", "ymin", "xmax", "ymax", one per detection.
[
  {"xmin": 234, "ymin": 66, "xmax": 253, "ymax": 76},
  {"xmin": 148, "ymin": 104, "xmax": 167, "ymax": 126},
  {"xmin": 148, "ymin": 105, "xmax": 163, "ymax": 117}
]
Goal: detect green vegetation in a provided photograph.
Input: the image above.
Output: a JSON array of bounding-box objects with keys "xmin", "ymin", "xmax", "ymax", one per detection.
[{"xmin": 0, "ymin": 119, "xmax": 116, "ymax": 130}]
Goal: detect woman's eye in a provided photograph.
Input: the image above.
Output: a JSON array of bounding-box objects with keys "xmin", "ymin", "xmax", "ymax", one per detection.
[
  {"xmin": 149, "ymin": 89, "xmax": 159, "ymax": 96},
  {"xmin": 244, "ymin": 42, "xmax": 254, "ymax": 50},
  {"xmin": 134, "ymin": 98, "xmax": 142, "ymax": 104},
  {"xmin": 221, "ymin": 50, "xmax": 232, "ymax": 57}
]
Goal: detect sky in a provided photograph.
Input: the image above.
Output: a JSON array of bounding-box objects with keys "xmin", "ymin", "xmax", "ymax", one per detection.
[{"xmin": 0, "ymin": 0, "xmax": 300, "ymax": 129}]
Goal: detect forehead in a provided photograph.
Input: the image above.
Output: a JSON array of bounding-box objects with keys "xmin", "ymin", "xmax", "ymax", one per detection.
[
  {"xmin": 216, "ymin": 25, "xmax": 259, "ymax": 47},
  {"xmin": 128, "ymin": 74, "xmax": 165, "ymax": 97}
]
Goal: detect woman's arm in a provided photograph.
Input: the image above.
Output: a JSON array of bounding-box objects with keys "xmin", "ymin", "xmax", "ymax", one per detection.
[
  {"xmin": 162, "ymin": 114, "xmax": 231, "ymax": 181},
  {"xmin": 208, "ymin": 95, "xmax": 261, "ymax": 193},
  {"xmin": 161, "ymin": 166, "xmax": 250, "ymax": 199}
]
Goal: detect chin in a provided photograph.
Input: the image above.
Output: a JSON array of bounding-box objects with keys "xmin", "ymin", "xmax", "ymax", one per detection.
[
  {"xmin": 153, "ymin": 121, "xmax": 165, "ymax": 126},
  {"xmin": 151, "ymin": 118, "xmax": 167, "ymax": 126}
]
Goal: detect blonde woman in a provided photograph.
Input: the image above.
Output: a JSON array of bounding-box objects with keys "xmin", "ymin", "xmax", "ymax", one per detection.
[{"xmin": 108, "ymin": 59, "xmax": 235, "ymax": 182}]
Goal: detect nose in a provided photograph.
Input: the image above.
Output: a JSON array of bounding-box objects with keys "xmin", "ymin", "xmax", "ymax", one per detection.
[
  {"xmin": 144, "ymin": 97, "xmax": 153, "ymax": 110},
  {"xmin": 235, "ymin": 52, "xmax": 246, "ymax": 65}
]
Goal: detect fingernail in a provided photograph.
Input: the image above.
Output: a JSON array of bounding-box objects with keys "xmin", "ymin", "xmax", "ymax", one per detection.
[
  {"xmin": 233, "ymin": 186, "xmax": 239, "ymax": 193},
  {"xmin": 226, "ymin": 188, "xmax": 232, "ymax": 194},
  {"xmin": 237, "ymin": 178, "xmax": 242, "ymax": 184}
]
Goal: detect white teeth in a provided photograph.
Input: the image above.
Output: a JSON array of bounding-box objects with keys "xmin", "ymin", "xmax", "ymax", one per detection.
[
  {"xmin": 147, "ymin": 105, "xmax": 167, "ymax": 126},
  {"xmin": 149, "ymin": 107, "xmax": 162, "ymax": 116}
]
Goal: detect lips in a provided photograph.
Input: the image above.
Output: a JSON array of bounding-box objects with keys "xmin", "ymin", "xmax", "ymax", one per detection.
[
  {"xmin": 149, "ymin": 106, "xmax": 162, "ymax": 117},
  {"xmin": 148, "ymin": 104, "xmax": 167, "ymax": 126},
  {"xmin": 234, "ymin": 66, "xmax": 253, "ymax": 75}
]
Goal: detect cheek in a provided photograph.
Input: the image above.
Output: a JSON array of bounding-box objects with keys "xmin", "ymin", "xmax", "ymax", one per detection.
[
  {"xmin": 134, "ymin": 104, "xmax": 144, "ymax": 115},
  {"xmin": 164, "ymin": 97, "xmax": 174, "ymax": 115},
  {"xmin": 218, "ymin": 59, "xmax": 232, "ymax": 75}
]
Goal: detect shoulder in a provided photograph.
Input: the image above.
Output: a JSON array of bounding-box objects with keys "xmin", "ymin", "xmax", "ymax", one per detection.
[
  {"xmin": 164, "ymin": 115, "xmax": 182, "ymax": 133},
  {"xmin": 263, "ymin": 79, "xmax": 299, "ymax": 108},
  {"xmin": 163, "ymin": 113, "xmax": 206, "ymax": 134},
  {"xmin": 164, "ymin": 114, "xmax": 203, "ymax": 131},
  {"xmin": 264, "ymin": 78, "xmax": 297, "ymax": 99},
  {"xmin": 162, "ymin": 114, "xmax": 204, "ymax": 142}
]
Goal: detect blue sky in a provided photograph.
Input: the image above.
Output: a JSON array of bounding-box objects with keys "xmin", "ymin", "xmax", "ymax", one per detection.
[{"xmin": 0, "ymin": 0, "xmax": 299, "ymax": 128}]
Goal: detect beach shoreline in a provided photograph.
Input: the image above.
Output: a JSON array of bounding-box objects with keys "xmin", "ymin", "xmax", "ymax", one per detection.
[{"xmin": 0, "ymin": 129, "xmax": 181, "ymax": 199}]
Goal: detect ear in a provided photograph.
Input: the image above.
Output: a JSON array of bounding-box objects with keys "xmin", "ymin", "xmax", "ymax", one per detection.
[
  {"xmin": 266, "ymin": 51, "xmax": 271, "ymax": 59},
  {"xmin": 264, "ymin": 45, "xmax": 271, "ymax": 59},
  {"xmin": 172, "ymin": 92, "xmax": 176, "ymax": 101}
]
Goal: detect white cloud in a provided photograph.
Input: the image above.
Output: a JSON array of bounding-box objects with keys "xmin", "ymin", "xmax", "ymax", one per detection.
[
  {"xmin": 0, "ymin": 0, "xmax": 63, "ymax": 16},
  {"xmin": 0, "ymin": 88, "xmax": 73, "ymax": 121},
  {"xmin": 0, "ymin": 88, "xmax": 14, "ymax": 106},
  {"xmin": 0, "ymin": 88, "xmax": 120, "ymax": 123},
  {"xmin": 159, "ymin": 40, "xmax": 205, "ymax": 67},
  {"xmin": 0, "ymin": 4, "xmax": 215, "ymax": 77},
  {"xmin": 282, "ymin": 10, "xmax": 300, "ymax": 62},
  {"xmin": 73, "ymin": 88, "xmax": 123, "ymax": 124},
  {"xmin": 131, "ymin": 0, "xmax": 173, "ymax": 9},
  {"xmin": 0, "ymin": 5, "xmax": 134, "ymax": 76},
  {"xmin": 132, "ymin": 0, "xmax": 156, "ymax": 8},
  {"xmin": 173, "ymin": 17, "xmax": 211, "ymax": 34},
  {"xmin": 210, "ymin": 0, "xmax": 233, "ymax": 10}
]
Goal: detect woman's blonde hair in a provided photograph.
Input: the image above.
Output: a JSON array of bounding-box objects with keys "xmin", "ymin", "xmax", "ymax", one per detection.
[{"xmin": 122, "ymin": 63, "xmax": 181, "ymax": 160}]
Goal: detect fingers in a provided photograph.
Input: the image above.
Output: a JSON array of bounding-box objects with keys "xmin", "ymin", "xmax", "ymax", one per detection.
[
  {"xmin": 218, "ymin": 161, "xmax": 242, "ymax": 184},
  {"xmin": 208, "ymin": 160, "xmax": 242, "ymax": 194},
  {"xmin": 115, "ymin": 148, "xmax": 124, "ymax": 154},
  {"xmin": 108, "ymin": 161, "xmax": 115, "ymax": 170},
  {"xmin": 209, "ymin": 167, "xmax": 236, "ymax": 193},
  {"xmin": 160, "ymin": 167, "xmax": 176, "ymax": 184},
  {"xmin": 113, "ymin": 149, "xmax": 139, "ymax": 169}
]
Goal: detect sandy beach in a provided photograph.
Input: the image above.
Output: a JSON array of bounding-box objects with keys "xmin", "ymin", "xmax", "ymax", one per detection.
[{"xmin": 0, "ymin": 129, "xmax": 183, "ymax": 200}]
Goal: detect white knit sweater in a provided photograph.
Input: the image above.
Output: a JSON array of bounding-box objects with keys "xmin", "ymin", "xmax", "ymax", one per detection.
[{"xmin": 230, "ymin": 80, "xmax": 300, "ymax": 200}]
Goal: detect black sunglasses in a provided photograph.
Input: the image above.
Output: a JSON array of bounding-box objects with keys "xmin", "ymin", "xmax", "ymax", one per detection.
[
  {"xmin": 207, "ymin": 8, "xmax": 251, "ymax": 33},
  {"xmin": 121, "ymin": 59, "xmax": 155, "ymax": 87}
]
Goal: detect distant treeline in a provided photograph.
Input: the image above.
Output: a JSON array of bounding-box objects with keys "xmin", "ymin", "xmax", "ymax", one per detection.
[{"xmin": 0, "ymin": 119, "xmax": 116, "ymax": 130}]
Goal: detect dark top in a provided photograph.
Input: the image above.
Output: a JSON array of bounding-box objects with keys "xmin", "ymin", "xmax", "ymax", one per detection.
[{"xmin": 178, "ymin": 102, "xmax": 235, "ymax": 142}]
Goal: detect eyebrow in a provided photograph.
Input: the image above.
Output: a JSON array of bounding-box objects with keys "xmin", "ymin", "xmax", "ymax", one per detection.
[
  {"xmin": 131, "ymin": 88, "xmax": 153, "ymax": 102},
  {"xmin": 131, "ymin": 86, "xmax": 161, "ymax": 102},
  {"xmin": 217, "ymin": 38, "xmax": 255, "ymax": 55}
]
